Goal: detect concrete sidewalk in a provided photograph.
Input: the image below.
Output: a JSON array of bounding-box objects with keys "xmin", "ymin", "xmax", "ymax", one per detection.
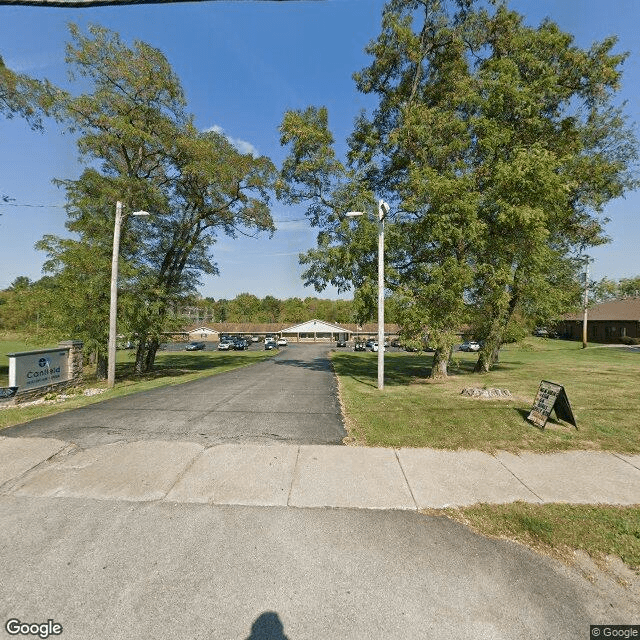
[{"xmin": 1, "ymin": 436, "xmax": 639, "ymax": 509}]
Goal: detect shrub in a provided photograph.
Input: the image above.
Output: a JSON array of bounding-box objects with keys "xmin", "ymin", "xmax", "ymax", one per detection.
[{"xmin": 620, "ymin": 336, "xmax": 640, "ymax": 345}]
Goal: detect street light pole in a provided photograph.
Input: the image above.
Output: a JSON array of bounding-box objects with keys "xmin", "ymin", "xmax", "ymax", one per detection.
[
  {"xmin": 107, "ymin": 201, "xmax": 124, "ymax": 388},
  {"xmin": 377, "ymin": 199, "xmax": 388, "ymax": 390},
  {"xmin": 107, "ymin": 202, "xmax": 149, "ymax": 389},
  {"xmin": 346, "ymin": 199, "xmax": 389, "ymax": 390},
  {"xmin": 582, "ymin": 255, "xmax": 590, "ymax": 349}
]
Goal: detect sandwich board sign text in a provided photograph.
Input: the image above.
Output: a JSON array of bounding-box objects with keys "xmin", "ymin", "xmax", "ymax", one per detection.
[{"xmin": 527, "ymin": 380, "xmax": 577, "ymax": 429}]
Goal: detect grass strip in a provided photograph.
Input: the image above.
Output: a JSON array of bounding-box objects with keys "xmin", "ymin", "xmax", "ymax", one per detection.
[{"xmin": 430, "ymin": 502, "xmax": 640, "ymax": 572}]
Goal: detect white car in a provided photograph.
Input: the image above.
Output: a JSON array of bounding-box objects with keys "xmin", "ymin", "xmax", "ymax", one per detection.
[
  {"xmin": 371, "ymin": 342, "xmax": 386, "ymax": 352},
  {"xmin": 277, "ymin": 338, "xmax": 288, "ymax": 346},
  {"xmin": 217, "ymin": 341, "xmax": 232, "ymax": 351},
  {"xmin": 460, "ymin": 341, "xmax": 481, "ymax": 352}
]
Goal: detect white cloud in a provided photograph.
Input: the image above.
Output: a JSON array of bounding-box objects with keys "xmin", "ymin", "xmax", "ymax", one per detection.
[{"xmin": 204, "ymin": 124, "xmax": 259, "ymax": 157}]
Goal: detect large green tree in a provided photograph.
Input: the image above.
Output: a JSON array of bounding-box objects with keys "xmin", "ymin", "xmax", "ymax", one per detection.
[
  {"xmin": 39, "ymin": 24, "xmax": 276, "ymax": 375},
  {"xmin": 278, "ymin": 0, "xmax": 637, "ymax": 377}
]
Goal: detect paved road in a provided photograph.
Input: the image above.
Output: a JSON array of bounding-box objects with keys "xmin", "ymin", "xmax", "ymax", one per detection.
[
  {"xmin": 2, "ymin": 344, "xmax": 346, "ymax": 448},
  {"xmin": 2, "ymin": 496, "xmax": 635, "ymax": 640}
]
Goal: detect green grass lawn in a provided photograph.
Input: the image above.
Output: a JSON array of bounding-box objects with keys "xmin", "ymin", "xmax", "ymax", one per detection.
[
  {"xmin": 0, "ymin": 340, "xmax": 273, "ymax": 431},
  {"xmin": 333, "ymin": 338, "xmax": 640, "ymax": 453},
  {"xmin": 437, "ymin": 502, "xmax": 640, "ymax": 571}
]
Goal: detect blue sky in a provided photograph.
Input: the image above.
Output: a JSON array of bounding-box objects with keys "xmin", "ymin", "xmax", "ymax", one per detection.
[{"xmin": 1, "ymin": 0, "xmax": 638, "ymax": 300}]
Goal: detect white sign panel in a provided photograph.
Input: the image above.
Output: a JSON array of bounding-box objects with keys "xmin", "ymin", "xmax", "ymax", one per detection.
[{"xmin": 9, "ymin": 349, "xmax": 70, "ymax": 391}]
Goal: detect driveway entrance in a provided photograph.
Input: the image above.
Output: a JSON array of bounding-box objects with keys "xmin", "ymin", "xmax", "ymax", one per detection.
[{"xmin": 2, "ymin": 344, "xmax": 346, "ymax": 449}]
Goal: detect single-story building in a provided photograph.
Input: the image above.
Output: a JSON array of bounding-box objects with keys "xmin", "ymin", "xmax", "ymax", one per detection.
[
  {"xmin": 559, "ymin": 298, "xmax": 640, "ymax": 343},
  {"xmin": 186, "ymin": 326, "xmax": 219, "ymax": 342},
  {"xmin": 167, "ymin": 320, "xmax": 401, "ymax": 344}
]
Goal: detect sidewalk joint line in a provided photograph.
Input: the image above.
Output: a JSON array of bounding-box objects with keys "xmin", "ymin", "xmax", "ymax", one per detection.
[
  {"xmin": 496, "ymin": 456, "xmax": 544, "ymax": 502},
  {"xmin": 287, "ymin": 445, "xmax": 301, "ymax": 507},
  {"xmin": 611, "ymin": 452, "xmax": 640, "ymax": 472},
  {"xmin": 393, "ymin": 449, "xmax": 418, "ymax": 511}
]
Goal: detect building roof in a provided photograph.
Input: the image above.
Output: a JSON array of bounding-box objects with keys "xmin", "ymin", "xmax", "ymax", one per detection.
[
  {"xmin": 180, "ymin": 320, "xmax": 402, "ymax": 334},
  {"xmin": 281, "ymin": 319, "xmax": 349, "ymax": 334},
  {"xmin": 187, "ymin": 326, "xmax": 219, "ymax": 334},
  {"xmin": 184, "ymin": 322, "xmax": 290, "ymax": 334},
  {"xmin": 564, "ymin": 298, "xmax": 640, "ymax": 322}
]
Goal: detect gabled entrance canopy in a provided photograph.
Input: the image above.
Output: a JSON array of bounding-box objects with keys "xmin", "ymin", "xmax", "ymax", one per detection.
[{"xmin": 280, "ymin": 319, "xmax": 350, "ymax": 343}]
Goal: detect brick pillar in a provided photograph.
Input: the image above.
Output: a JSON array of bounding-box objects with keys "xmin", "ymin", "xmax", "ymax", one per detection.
[{"xmin": 59, "ymin": 340, "xmax": 84, "ymax": 383}]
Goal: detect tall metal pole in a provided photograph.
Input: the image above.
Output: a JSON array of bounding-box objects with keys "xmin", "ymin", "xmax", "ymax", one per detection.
[
  {"xmin": 377, "ymin": 200, "xmax": 385, "ymax": 390},
  {"xmin": 582, "ymin": 255, "xmax": 589, "ymax": 349},
  {"xmin": 107, "ymin": 201, "xmax": 123, "ymax": 388}
]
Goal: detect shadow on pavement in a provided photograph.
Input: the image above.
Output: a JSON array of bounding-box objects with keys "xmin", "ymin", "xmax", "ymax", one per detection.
[{"xmin": 245, "ymin": 612, "xmax": 290, "ymax": 640}]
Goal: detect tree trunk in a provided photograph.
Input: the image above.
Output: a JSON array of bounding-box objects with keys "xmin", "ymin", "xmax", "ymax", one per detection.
[
  {"xmin": 475, "ymin": 289, "xmax": 518, "ymax": 372},
  {"xmin": 135, "ymin": 338, "xmax": 146, "ymax": 374},
  {"xmin": 144, "ymin": 338, "xmax": 159, "ymax": 372},
  {"xmin": 474, "ymin": 349, "xmax": 492, "ymax": 373},
  {"xmin": 95, "ymin": 351, "xmax": 108, "ymax": 380},
  {"xmin": 430, "ymin": 348, "xmax": 449, "ymax": 379}
]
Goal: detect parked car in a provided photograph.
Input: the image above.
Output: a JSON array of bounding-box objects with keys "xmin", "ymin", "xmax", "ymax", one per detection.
[
  {"xmin": 354, "ymin": 342, "xmax": 366, "ymax": 352},
  {"xmin": 186, "ymin": 341, "xmax": 206, "ymax": 351},
  {"xmin": 460, "ymin": 341, "xmax": 481, "ymax": 352},
  {"xmin": 217, "ymin": 341, "xmax": 232, "ymax": 351},
  {"xmin": 277, "ymin": 337, "xmax": 288, "ymax": 346},
  {"xmin": 371, "ymin": 342, "xmax": 386, "ymax": 352},
  {"xmin": 233, "ymin": 339, "xmax": 248, "ymax": 350},
  {"xmin": 336, "ymin": 339, "xmax": 347, "ymax": 347},
  {"xmin": 533, "ymin": 327, "xmax": 549, "ymax": 337},
  {"xmin": 265, "ymin": 339, "xmax": 277, "ymax": 350},
  {"xmin": 251, "ymin": 336, "xmax": 260, "ymax": 342},
  {"xmin": 365, "ymin": 340, "xmax": 375, "ymax": 349}
]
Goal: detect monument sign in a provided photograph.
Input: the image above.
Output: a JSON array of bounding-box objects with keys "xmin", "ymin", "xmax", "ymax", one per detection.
[{"xmin": 9, "ymin": 348, "xmax": 71, "ymax": 391}]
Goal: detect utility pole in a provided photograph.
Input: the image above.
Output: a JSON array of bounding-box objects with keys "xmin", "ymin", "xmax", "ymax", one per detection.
[{"xmin": 582, "ymin": 255, "xmax": 590, "ymax": 349}]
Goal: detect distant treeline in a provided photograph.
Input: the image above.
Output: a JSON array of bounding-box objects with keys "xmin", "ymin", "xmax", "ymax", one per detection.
[{"xmin": 178, "ymin": 293, "xmax": 359, "ymax": 325}]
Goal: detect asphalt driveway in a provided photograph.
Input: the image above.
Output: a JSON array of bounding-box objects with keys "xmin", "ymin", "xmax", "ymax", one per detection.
[{"xmin": 2, "ymin": 344, "xmax": 346, "ymax": 448}]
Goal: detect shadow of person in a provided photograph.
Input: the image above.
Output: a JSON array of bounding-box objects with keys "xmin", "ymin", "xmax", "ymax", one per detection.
[{"xmin": 245, "ymin": 611, "xmax": 290, "ymax": 640}]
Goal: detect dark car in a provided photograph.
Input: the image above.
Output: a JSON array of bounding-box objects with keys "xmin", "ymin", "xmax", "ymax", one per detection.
[
  {"xmin": 264, "ymin": 339, "xmax": 277, "ymax": 351},
  {"xmin": 233, "ymin": 338, "xmax": 248, "ymax": 350},
  {"xmin": 186, "ymin": 341, "xmax": 206, "ymax": 351},
  {"xmin": 336, "ymin": 339, "xmax": 347, "ymax": 347},
  {"xmin": 354, "ymin": 342, "xmax": 366, "ymax": 352}
]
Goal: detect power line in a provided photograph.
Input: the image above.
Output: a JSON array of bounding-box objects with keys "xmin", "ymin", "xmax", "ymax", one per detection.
[
  {"xmin": 0, "ymin": 0, "xmax": 323, "ymax": 7},
  {"xmin": 0, "ymin": 200, "xmax": 309, "ymax": 223},
  {"xmin": 0, "ymin": 201, "xmax": 66, "ymax": 208}
]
